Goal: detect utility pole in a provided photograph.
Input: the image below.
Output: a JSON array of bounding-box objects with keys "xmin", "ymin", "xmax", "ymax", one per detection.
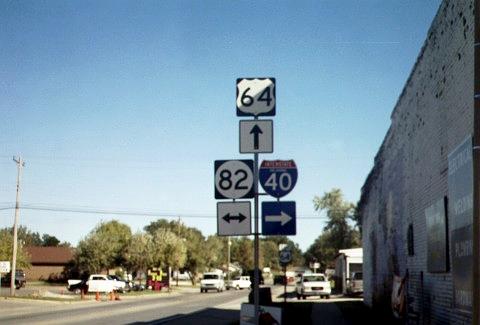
[{"xmin": 11, "ymin": 156, "xmax": 25, "ymax": 297}]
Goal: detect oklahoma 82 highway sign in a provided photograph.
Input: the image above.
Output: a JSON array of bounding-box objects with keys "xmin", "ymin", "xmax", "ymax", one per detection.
[
  {"xmin": 236, "ymin": 78, "xmax": 276, "ymax": 116},
  {"xmin": 214, "ymin": 160, "xmax": 255, "ymax": 199}
]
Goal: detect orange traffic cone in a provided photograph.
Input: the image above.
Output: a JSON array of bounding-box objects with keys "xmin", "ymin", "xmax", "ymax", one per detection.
[{"xmin": 95, "ymin": 292, "xmax": 100, "ymax": 301}]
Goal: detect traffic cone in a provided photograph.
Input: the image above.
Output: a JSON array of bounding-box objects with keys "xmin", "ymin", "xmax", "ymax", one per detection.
[
  {"xmin": 109, "ymin": 291, "xmax": 114, "ymax": 301},
  {"xmin": 95, "ymin": 292, "xmax": 100, "ymax": 301}
]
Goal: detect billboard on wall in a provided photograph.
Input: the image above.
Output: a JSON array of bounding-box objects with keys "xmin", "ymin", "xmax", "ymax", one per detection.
[
  {"xmin": 426, "ymin": 198, "xmax": 448, "ymax": 273},
  {"xmin": 448, "ymin": 136, "xmax": 473, "ymax": 312}
]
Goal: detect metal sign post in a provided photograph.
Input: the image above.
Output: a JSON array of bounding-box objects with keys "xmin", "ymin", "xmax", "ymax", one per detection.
[{"xmin": 253, "ymin": 143, "xmax": 260, "ymax": 324}]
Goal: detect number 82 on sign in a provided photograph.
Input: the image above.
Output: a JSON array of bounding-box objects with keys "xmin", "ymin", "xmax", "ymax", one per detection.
[{"xmin": 214, "ymin": 160, "xmax": 255, "ymax": 199}]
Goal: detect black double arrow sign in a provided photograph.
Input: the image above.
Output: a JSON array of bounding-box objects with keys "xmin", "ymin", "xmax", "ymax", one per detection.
[{"xmin": 222, "ymin": 213, "xmax": 247, "ymax": 223}]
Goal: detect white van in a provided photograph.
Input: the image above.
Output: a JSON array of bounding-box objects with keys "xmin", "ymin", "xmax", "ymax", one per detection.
[{"xmin": 200, "ymin": 272, "xmax": 225, "ymax": 293}]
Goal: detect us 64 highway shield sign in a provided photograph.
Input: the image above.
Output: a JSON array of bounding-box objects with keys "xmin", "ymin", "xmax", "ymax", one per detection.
[{"xmin": 236, "ymin": 78, "xmax": 276, "ymax": 117}]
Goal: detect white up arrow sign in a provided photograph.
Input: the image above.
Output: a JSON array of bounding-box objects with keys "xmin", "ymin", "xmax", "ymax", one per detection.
[{"xmin": 265, "ymin": 211, "xmax": 292, "ymax": 226}]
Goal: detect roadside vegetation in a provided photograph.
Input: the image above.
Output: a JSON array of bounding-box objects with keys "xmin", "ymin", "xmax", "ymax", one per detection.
[{"xmin": 0, "ymin": 189, "xmax": 361, "ymax": 284}]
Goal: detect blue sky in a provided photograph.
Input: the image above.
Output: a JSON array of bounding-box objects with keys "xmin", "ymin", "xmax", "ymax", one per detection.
[{"xmin": 1, "ymin": 0, "xmax": 441, "ymax": 251}]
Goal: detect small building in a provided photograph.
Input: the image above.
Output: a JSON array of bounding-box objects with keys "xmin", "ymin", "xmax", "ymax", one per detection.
[
  {"xmin": 25, "ymin": 246, "xmax": 74, "ymax": 281},
  {"xmin": 334, "ymin": 248, "xmax": 363, "ymax": 295}
]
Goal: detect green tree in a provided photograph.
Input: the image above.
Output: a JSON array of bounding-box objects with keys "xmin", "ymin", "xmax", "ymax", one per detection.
[
  {"xmin": 260, "ymin": 240, "xmax": 280, "ymax": 270},
  {"xmin": 0, "ymin": 229, "xmax": 31, "ymax": 269},
  {"xmin": 144, "ymin": 219, "xmax": 205, "ymax": 284},
  {"xmin": 204, "ymin": 235, "xmax": 225, "ymax": 270},
  {"xmin": 1, "ymin": 226, "xmax": 42, "ymax": 246},
  {"xmin": 307, "ymin": 188, "xmax": 360, "ymax": 269},
  {"xmin": 41, "ymin": 234, "xmax": 60, "ymax": 246},
  {"xmin": 151, "ymin": 228, "xmax": 187, "ymax": 270},
  {"xmin": 75, "ymin": 220, "xmax": 132, "ymax": 273},
  {"xmin": 124, "ymin": 232, "xmax": 154, "ymax": 281},
  {"xmin": 230, "ymin": 237, "xmax": 254, "ymax": 271}
]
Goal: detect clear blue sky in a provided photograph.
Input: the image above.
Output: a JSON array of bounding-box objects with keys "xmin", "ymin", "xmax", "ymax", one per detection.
[{"xmin": 1, "ymin": 0, "xmax": 441, "ymax": 251}]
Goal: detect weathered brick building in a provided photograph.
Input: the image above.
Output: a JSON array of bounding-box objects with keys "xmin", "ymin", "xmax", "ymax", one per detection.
[{"xmin": 358, "ymin": 0, "xmax": 474, "ymax": 323}]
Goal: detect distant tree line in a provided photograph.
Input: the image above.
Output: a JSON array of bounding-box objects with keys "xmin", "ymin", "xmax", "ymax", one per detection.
[
  {"xmin": 72, "ymin": 219, "xmax": 305, "ymax": 284},
  {"xmin": 0, "ymin": 188, "xmax": 361, "ymax": 279}
]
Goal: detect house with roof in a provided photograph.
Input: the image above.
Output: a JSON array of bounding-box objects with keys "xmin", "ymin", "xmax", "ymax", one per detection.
[{"xmin": 25, "ymin": 246, "xmax": 74, "ymax": 281}]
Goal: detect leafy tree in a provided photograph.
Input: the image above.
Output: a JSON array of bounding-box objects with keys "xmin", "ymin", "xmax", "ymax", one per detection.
[
  {"xmin": 1, "ymin": 225, "xmax": 42, "ymax": 246},
  {"xmin": 41, "ymin": 234, "xmax": 60, "ymax": 246},
  {"xmin": 306, "ymin": 188, "xmax": 360, "ymax": 269},
  {"xmin": 204, "ymin": 235, "xmax": 225, "ymax": 270},
  {"xmin": 124, "ymin": 232, "xmax": 154, "ymax": 282},
  {"xmin": 144, "ymin": 219, "xmax": 205, "ymax": 284},
  {"xmin": 230, "ymin": 237, "xmax": 254, "ymax": 271},
  {"xmin": 75, "ymin": 220, "xmax": 132, "ymax": 274},
  {"xmin": 151, "ymin": 228, "xmax": 187, "ymax": 270},
  {"xmin": 0, "ymin": 229, "xmax": 31, "ymax": 269},
  {"xmin": 260, "ymin": 240, "xmax": 280, "ymax": 270}
]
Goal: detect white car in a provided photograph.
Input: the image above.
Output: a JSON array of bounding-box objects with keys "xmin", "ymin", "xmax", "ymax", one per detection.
[
  {"xmin": 346, "ymin": 272, "xmax": 363, "ymax": 295},
  {"xmin": 296, "ymin": 273, "xmax": 331, "ymax": 299},
  {"xmin": 200, "ymin": 272, "xmax": 225, "ymax": 293},
  {"xmin": 227, "ymin": 276, "xmax": 251, "ymax": 290}
]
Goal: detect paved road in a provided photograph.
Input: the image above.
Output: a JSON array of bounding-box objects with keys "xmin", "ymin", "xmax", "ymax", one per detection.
[{"xmin": 0, "ymin": 288, "xmax": 250, "ymax": 325}]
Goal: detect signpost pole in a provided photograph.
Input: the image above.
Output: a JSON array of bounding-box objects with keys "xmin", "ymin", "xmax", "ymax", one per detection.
[
  {"xmin": 253, "ymin": 119, "xmax": 260, "ymax": 325},
  {"xmin": 283, "ymin": 264, "xmax": 287, "ymax": 304}
]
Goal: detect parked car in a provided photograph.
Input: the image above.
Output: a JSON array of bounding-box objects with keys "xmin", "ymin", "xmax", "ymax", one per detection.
[
  {"xmin": 1, "ymin": 270, "xmax": 26, "ymax": 289},
  {"xmin": 67, "ymin": 278, "xmax": 88, "ymax": 294},
  {"xmin": 296, "ymin": 273, "xmax": 331, "ymax": 300},
  {"xmin": 226, "ymin": 276, "xmax": 251, "ymax": 290},
  {"xmin": 68, "ymin": 274, "xmax": 124, "ymax": 293},
  {"xmin": 109, "ymin": 275, "xmax": 130, "ymax": 293},
  {"xmin": 346, "ymin": 272, "xmax": 363, "ymax": 295},
  {"xmin": 200, "ymin": 272, "xmax": 225, "ymax": 293}
]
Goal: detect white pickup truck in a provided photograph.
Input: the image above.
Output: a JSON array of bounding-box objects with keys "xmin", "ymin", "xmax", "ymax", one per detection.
[
  {"xmin": 226, "ymin": 276, "xmax": 251, "ymax": 290},
  {"xmin": 68, "ymin": 274, "xmax": 126, "ymax": 293}
]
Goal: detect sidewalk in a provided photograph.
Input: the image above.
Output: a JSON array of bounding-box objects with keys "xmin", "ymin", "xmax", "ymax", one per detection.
[{"xmin": 311, "ymin": 303, "xmax": 349, "ymax": 325}]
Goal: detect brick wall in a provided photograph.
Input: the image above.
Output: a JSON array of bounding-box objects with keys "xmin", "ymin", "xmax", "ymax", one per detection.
[
  {"xmin": 25, "ymin": 265, "xmax": 66, "ymax": 281},
  {"xmin": 358, "ymin": 0, "xmax": 474, "ymax": 323}
]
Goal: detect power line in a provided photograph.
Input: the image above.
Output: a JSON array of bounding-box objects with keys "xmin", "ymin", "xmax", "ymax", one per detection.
[{"xmin": 0, "ymin": 203, "xmax": 328, "ymax": 220}]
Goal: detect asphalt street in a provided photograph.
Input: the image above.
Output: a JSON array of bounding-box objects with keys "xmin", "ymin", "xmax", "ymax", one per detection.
[{"xmin": 0, "ymin": 287, "xmax": 250, "ymax": 325}]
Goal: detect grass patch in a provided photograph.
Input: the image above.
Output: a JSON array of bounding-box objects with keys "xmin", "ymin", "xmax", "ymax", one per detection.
[{"xmin": 4, "ymin": 295, "xmax": 80, "ymax": 302}]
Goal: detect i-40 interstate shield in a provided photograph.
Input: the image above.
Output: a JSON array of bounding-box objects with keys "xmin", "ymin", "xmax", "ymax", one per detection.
[{"xmin": 259, "ymin": 160, "xmax": 297, "ymax": 198}]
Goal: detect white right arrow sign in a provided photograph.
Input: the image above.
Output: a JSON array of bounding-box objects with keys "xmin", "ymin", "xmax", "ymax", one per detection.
[{"xmin": 265, "ymin": 211, "xmax": 292, "ymax": 226}]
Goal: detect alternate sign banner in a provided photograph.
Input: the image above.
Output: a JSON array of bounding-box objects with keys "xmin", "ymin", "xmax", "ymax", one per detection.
[
  {"xmin": 259, "ymin": 160, "xmax": 297, "ymax": 198},
  {"xmin": 262, "ymin": 201, "xmax": 296, "ymax": 236},
  {"xmin": 236, "ymin": 78, "xmax": 276, "ymax": 117},
  {"xmin": 215, "ymin": 160, "xmax": 255, "ymax": 199},
  {"xmin": 239, "ymin": 120, "xmax": 273, "ymax": 154},
  {"xmin": 217, "ymin": 201, "xmax": 251, "ymax": 236}
]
